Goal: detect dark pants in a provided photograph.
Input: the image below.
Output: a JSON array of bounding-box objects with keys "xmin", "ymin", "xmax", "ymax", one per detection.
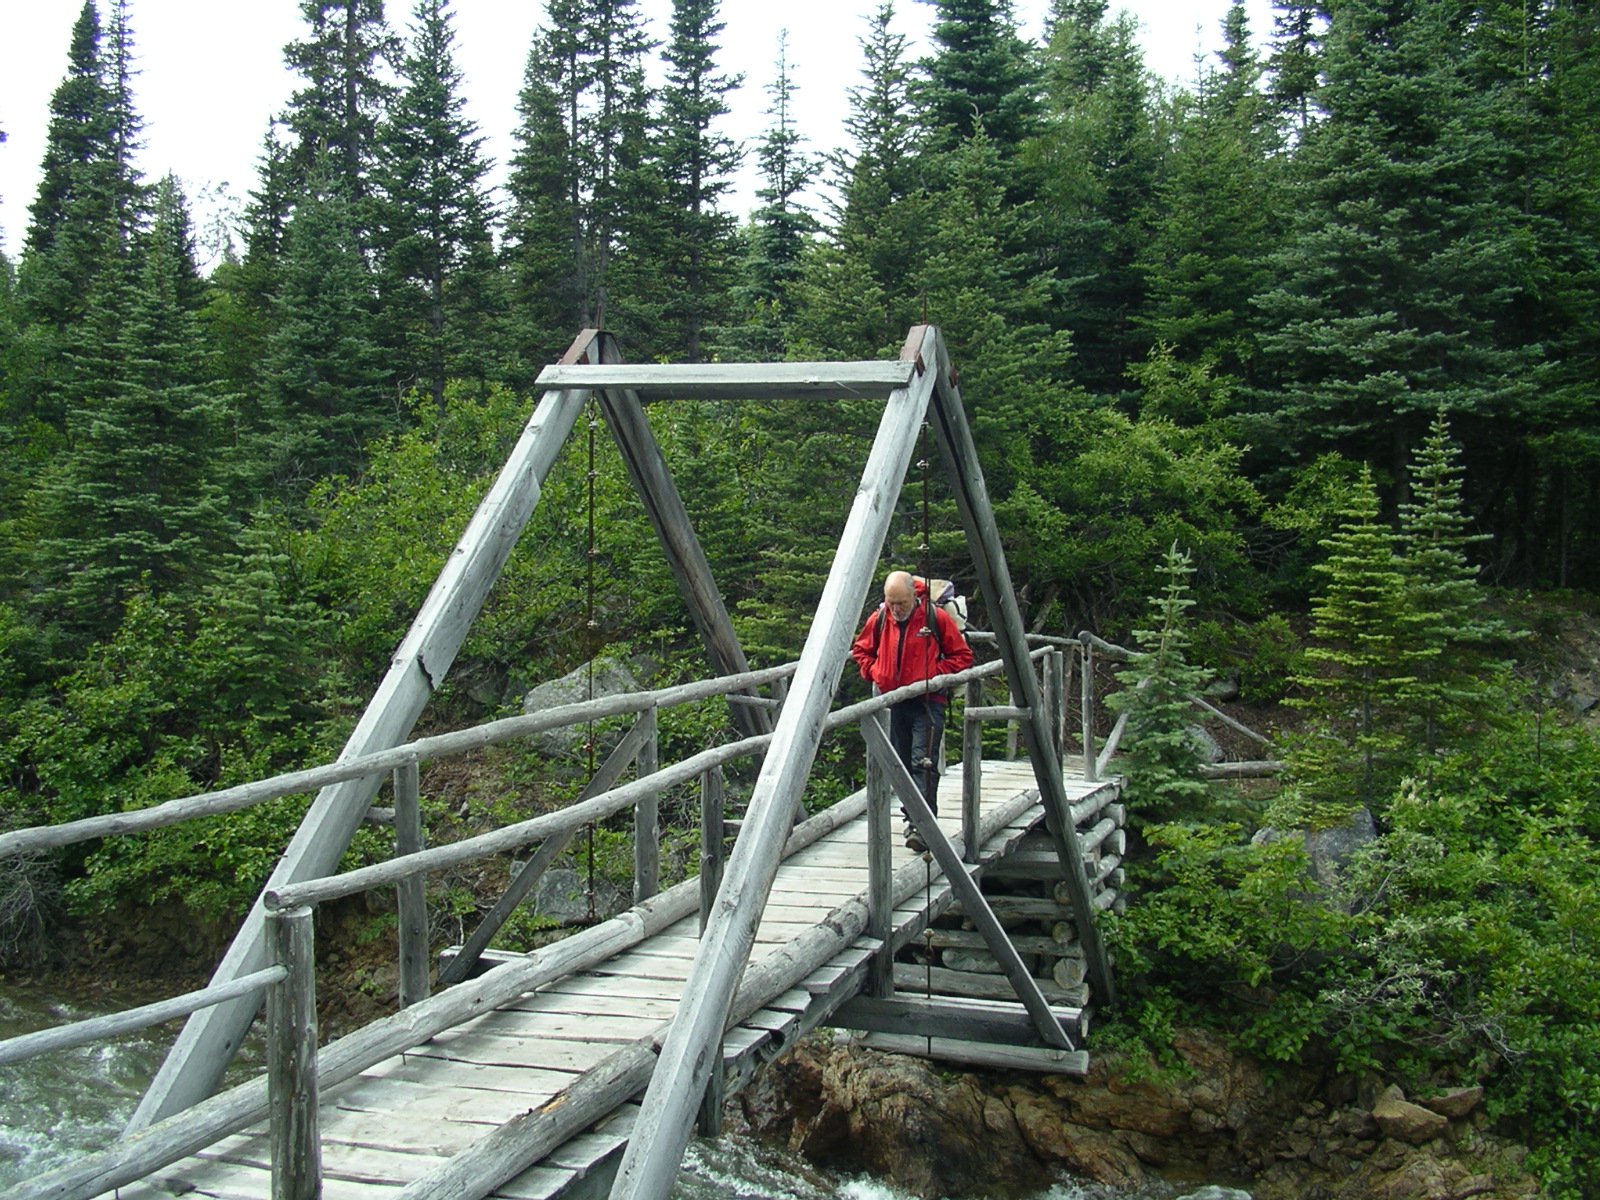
[{"xmin": 888, "ymin": 697, "xmax": 945, "ymax": 817}]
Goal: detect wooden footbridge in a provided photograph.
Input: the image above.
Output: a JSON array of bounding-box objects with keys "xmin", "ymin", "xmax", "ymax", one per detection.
[{"xmin": 1, "ymin": 327, "xmax": 1134, "ymax": 1200}]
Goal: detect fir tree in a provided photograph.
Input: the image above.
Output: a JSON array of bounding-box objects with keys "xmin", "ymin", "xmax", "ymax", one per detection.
[
  {"xmin": 372, "ymin": 0, "xmax": 496, "ymax": 416},
  {"xmin": 1107, "ymin": 541, "xmax": 1211, "ymax": 825},
  {"xmin": 916, "ymin": 0, "xmax": 1041, "ymax": 157},
  {"xmin": 719, "ymin": 32, "xmax": 817, "ymax": 361},
  {"xmin": 794, "ymin": 2, "xmax": 924, "ymax": 358},
  {"xmin": 1289, "ymin": 465, "xmax": 1417, "ymax": 812},
  {"xmin": 1395, "ymin": 410, "xmax": 1512, "ymax": 752},
  {"xmin": 644, "ymin": 0, "xmax": 742, "ymax": 362},
  {"xmin": 262, "ymin": 173, "xmax": 394, "ymax": 492},
  {"xmin": 1266, "ymin": 0, "xmax": 1323, "ymax": 135},
  {"xmin": 1030, "ymin": 0, "xmax": 1164, "ymax": 395},
  {"xmin": 29, "ymin": 178, "xmax": 235, "ymax": 646},
  {"xmin": 278, "ymin": 0, "xmax": 400, "ymax": 238}
]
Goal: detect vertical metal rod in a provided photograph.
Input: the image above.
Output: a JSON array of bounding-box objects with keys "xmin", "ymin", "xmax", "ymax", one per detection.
[
  {"xmin": 961, "ymin": 680, "xmax": 983, "ymax": 865},
  {"xmin": 864, "ymin": 727, "xmax": 893, "ymax": 998},
  {"xmin": 633, "ymin": 706, "xmax": 660, "ymax": 903},
  {"xmin": 698, "ymin": 765, "xmax": 724, "ymax": 935},
  {"xmin": 393, "ymin": 762, "xmax": 428, "ymax": 1009},
  {"xmin": 1080, "ymin": 636, "xmax": 1098, "ymax": 783},
  {"xmin": 268, "ymin": 906, "xmax": 320, "ymax": 1200}
]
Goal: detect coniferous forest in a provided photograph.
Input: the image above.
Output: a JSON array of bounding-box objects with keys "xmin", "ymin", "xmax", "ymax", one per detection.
[{"xmin": 1, "ymin": 0, "xmax": 1598, "ymax": 1193}]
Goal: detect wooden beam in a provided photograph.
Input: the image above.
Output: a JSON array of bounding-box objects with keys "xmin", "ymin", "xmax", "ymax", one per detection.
[
  {"xmin": 830, "ymin": 993, "xmax": 1085, "ymax": 1045},
  {"xmin": 862, "ymin": 712, "xmax": 1074, "ymax": 1053},
  {"xmin": 593, "ymin": 336, "xmax": 772, "ymax": 742},
  {"xmin": 394, "ymin": 762, "xmax": 429, "ymax": 1008},
  {"xmin": 852, "ymin": 1033, "xmax": 1090, "ymax": 1077},
  {"xmin": 129, "ymin": 331, "xmax": 602, "ymax": 1131},
  {"xmin": 267, "ymin": 906, "xmax": 319, "ymax": 1200},
  {"xmin": 926, "ymin": 333, "xmax": 1116, "ymax": 1008},
  {"xmin": 608, "ymin": 327, "xmax": 940, "ymax": 1200},
  {"xmin": 535, "ymin": 360, "xmax": 915, "ymax": 401}
]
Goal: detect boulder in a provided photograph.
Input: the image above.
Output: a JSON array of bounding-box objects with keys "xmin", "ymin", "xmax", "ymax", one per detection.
[
  {"xmin": 1176, "ymin": 1188, "xmax": 1254, "ymax": 1200},
  {"xmin": 529, "ymin": 867, "xmax": 626, "ymax": 924},
  {"xmin": 519, "ymin": 655, "xmax": 643, "ymax": 756},
  {"xmin": 1420, "ymin": 1086, "xmax": 1483, "ymax": 1119},
  {"xmin": 1372, "ymin": 1085, "xmax": 1450, "ymax": 1146}
]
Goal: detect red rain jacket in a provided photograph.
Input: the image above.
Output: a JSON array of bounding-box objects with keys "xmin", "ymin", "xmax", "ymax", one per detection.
[{"xmin": 850, "ymin": 579, "xmax": 972, "ymax": 702}]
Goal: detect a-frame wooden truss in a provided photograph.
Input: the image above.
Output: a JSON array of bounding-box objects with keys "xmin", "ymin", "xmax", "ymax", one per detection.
[{"xmin": 130, "ymin": 327, "xmax": 1116, "ymax": 1198}]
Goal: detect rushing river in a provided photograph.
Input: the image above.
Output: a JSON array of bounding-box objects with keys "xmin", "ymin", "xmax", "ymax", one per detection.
[{"xmin": 0, "ymin": 983, "xmax": 1160, "ymax": 1200}]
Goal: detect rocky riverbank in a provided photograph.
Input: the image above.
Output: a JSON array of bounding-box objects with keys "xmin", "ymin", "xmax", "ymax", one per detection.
[{"xmin": 735, "ymin": 1029, "xmax": 1542, "ymax": 1200}]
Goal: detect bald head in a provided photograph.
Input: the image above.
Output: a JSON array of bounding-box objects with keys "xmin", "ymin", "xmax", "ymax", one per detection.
[{"xmin": 884, "ymin": 571, "xmax": 916, "ymax": 621}]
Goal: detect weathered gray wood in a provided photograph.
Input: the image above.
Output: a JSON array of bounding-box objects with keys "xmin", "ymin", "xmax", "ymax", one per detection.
[
  {"xmin": 893, "ymin": 962, "xmax": 1089, "ymax": 1008},
  {"xmin": 0, "ymin": 967, "xmax": 285, "ymax": 1067},
  {"xmin": 962, "ymin": 682, "xmax": 983, "ymax": 864},
  {"xmin": 1077, "ymin": 631, "xmax": 1133, "ymax": 661},
  {"xmin": 921, "ymin": 928, "xmax": 1077, "ymax": 956},
  {"xmin": 632, "ymin": 707, "xmax": 660, "ymax": 902},
  {"xmin": 1199, "ymin": 760, "xmax": 1285, "ymax": 779},
  {"xmin": 0, "ymin": 661, "xmax": 799, "ymax": 862},
  {"xmin": 862, "ymin": 712, "xmax": 1073, "ymax": 1053},
  {"xmin": 1053, "ymin": 957, "xmax": 1088, "ymax": 989},
  {"xmin": 268, "ymin": 907, "xmax": 320, "ymax": 1200},
  {"xmin": 830, "ymin": 994, "xmax": 1084, "ymax": 1045},
  {"xmin": 535, "ymin": 359, "xmax": 915, "ymax": 401},
  {"xmin": 593, "ymin": 342, "xmax": 770, "ymax": 744},
  {"xmin": 864, "ymin": 731, "xmax": 893, "ymax": 999},
  {"xmin": 964, "ymin": 705, "xmax": 1031, "ymax": 722},
  {"xmin": 391, "ymin": 1040, "xmax": 659, "ymax": 1200},
  {"xmin": 1187, "ymin": 694, "xmax": 1273, "ymax": 747},
  {"xmin": 926, "ymin": 336, "xmax": 1115, "ymax": 1008},
  {"xmin": 855, "ymin": 1032, "xmax": 1090, "ymax": 1076},
  {"xmin": 394, "ymin": 762, "xmax": 429, "ymax": 1009},
  {"xmin": 438, "ymin": 713, "xmax": 658, "ymax": 988},
  {"xmin": 1047, "ymin": 650, "xmax": 1066, "ymax": 761},
  {"xmin": 1097, "ymin": 708, "xmax": 1133, "ymax": 775},
  {"xmin": 130, "ymin": 331, "xmax": 605, "ymax": 1129},
  {"xmin": 698, "ymin": 765, "xmax": 723, "ymax": 935},
  {"xmin": 609, "ymin": 325, "xmax": 941, "ymax": 1200},
  {"xmin": 1079, "ymin": 637, "xmax": 1097, "ymax": 783}
]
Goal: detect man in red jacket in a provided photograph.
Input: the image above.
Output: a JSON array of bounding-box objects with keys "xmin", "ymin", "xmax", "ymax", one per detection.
[{"xmin": 851, "ymin": 571, "xmax": 973, "ymax": 840}]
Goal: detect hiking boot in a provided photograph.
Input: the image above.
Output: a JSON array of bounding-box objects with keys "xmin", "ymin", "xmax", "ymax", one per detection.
[{"xmin": 902, "ymin": 823, "xmax": 928, "ymax": 853}]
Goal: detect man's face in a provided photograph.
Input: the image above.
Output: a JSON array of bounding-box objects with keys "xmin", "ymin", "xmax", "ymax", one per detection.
[{"xmin": 884, "ymin": 583, "xmax": 916, "ymax": 621}]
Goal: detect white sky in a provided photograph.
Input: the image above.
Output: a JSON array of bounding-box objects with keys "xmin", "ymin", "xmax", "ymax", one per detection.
[{"xmin": 0, "ymin": 0, "xmax": 1276, "ymax": 262}]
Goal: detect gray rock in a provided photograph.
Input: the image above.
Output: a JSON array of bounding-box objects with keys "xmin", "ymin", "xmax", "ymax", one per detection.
[
  {"xmin": 519, "ymin": 655, "xmax": 643, "ymax": 756},
  {"xmin": 1187, "ymin": 724, "xmax": 1225, "ymax": 764},
  {"xmin": 1373, "ymin": 1085, "xmax": 1450, "ymax": 1145},
  {"xmin": 1252, "ymin": 808, "xmax": 1377, "ymax": 894},
  {"xmin": 1175, "ymin": 1188, "xmax": 1253, "ymax": 1200},
  {"xmin": 531, "ymin": 867, "xmax": 626, "ymax": 924}
]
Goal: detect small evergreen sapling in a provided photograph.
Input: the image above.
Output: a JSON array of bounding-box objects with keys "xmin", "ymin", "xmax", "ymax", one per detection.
[{"xmin": 1108, "ymin": 540, "xmax": 1211, "ymax": 824}]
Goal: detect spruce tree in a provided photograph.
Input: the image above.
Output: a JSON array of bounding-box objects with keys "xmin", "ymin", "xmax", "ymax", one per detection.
[
  {"xmin": 262, "ymin": 172, "xmax": 394, "ymax": 492},
  {"xmin": 794, "ymin": 2, "xmax": 924, "ymax": 358},
  {"xmin": 29, "ymin": 178, "xmax": 235, "ymax": 646},
  {"xmin": 1289, "ymin": 465, "xmax": 1417, "ymax": 812},
  {"xmin": 1250, "ymin": 0, "xmax": 1544, "ymax": 496},
  {"xmin": 1107, "ymin": 541, "xmax": 1211, "ymax": 825},
  {"xmin": 278, "ymin": 0, "xmax": 400, "ymax": 240},
  {"xmin": 719, "ymin": 32, "xmax": 817, "ymax": 361},
  {"xmin": 1395, "ymin": 411, "xmax": 1512, "ymax": 752},
  {"xmin": 916, "ymin": 0, "xmax": 1041, "ymax": 157},
  {"xmin": 1030, "ymin": 0, "xmax": 1164, "ymax": 395},
  {"xmin": 1266, "ymin": 0, "xmax": 1323, "ymax": 135},
  {"xmin": 1137, "ymin": 4, "xmax": 1281, "ymax": 383},
  {"xmin": 644, "ymin": 0, "xmax": 741, "ymax": 362},
  {"xmin": 372, "ymin": 0, "xmax": 496, "ymax": 416}
]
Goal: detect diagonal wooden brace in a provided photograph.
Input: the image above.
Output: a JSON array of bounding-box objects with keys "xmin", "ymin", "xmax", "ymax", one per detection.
[{"xmin": 860, "ymin": 712, "xmax": 1075, "ymax": 1052}]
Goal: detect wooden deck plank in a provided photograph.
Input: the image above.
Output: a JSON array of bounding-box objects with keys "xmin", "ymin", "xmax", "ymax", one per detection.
[{"xmin": 359, "ymin": 1054, "xmax": 581, "ymax": 1095}]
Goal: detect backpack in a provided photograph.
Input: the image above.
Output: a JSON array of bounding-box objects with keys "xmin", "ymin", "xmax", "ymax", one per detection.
[{"xmin": 870, "ymin": 576, "xmax": 969, "ymax": 656}]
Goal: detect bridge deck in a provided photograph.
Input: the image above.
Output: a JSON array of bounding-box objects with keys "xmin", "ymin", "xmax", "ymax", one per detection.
[{"xmin": 118, "ymin": 761, "xmax": 1114, "ymax": 1200}]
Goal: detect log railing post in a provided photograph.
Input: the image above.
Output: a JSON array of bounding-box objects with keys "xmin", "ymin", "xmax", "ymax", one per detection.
[
  {"xmin": 633, "ymin": 706, "xmax": 660, "ymax": 903},
  {"xmin": 1079, "ymin": 634, "xmax": 1098, "ymax": 783},
  {"xmin": 698, "ymin": 765, "xmax": 724, "ymax": 935},
  {"xmin": 1045, "ymin": 649, "xmax": 1066, "ymax": 764},
  {"xmin": 267, "ymin": 905, "xmax": 320, "ymax": 1200},
  {"xmin": 961, "ymin": 680, "xmax": 983, "ymax": 865},
  {"xmin": 864, "ymin": 723, "xmax": 893, "ymax": 998},
  {"xmin": 392, "ymin": 763, "xmax": 428, "ymax": 1009}
]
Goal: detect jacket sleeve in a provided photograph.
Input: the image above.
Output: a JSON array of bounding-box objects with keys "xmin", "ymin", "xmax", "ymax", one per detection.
[
  {"xmin": 850, "ymin": 612, "xmax": 881, "ymax": 682},
  {"xmin": 935, "ymin": 609, "xmax": 973, "ymax": 675}
]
